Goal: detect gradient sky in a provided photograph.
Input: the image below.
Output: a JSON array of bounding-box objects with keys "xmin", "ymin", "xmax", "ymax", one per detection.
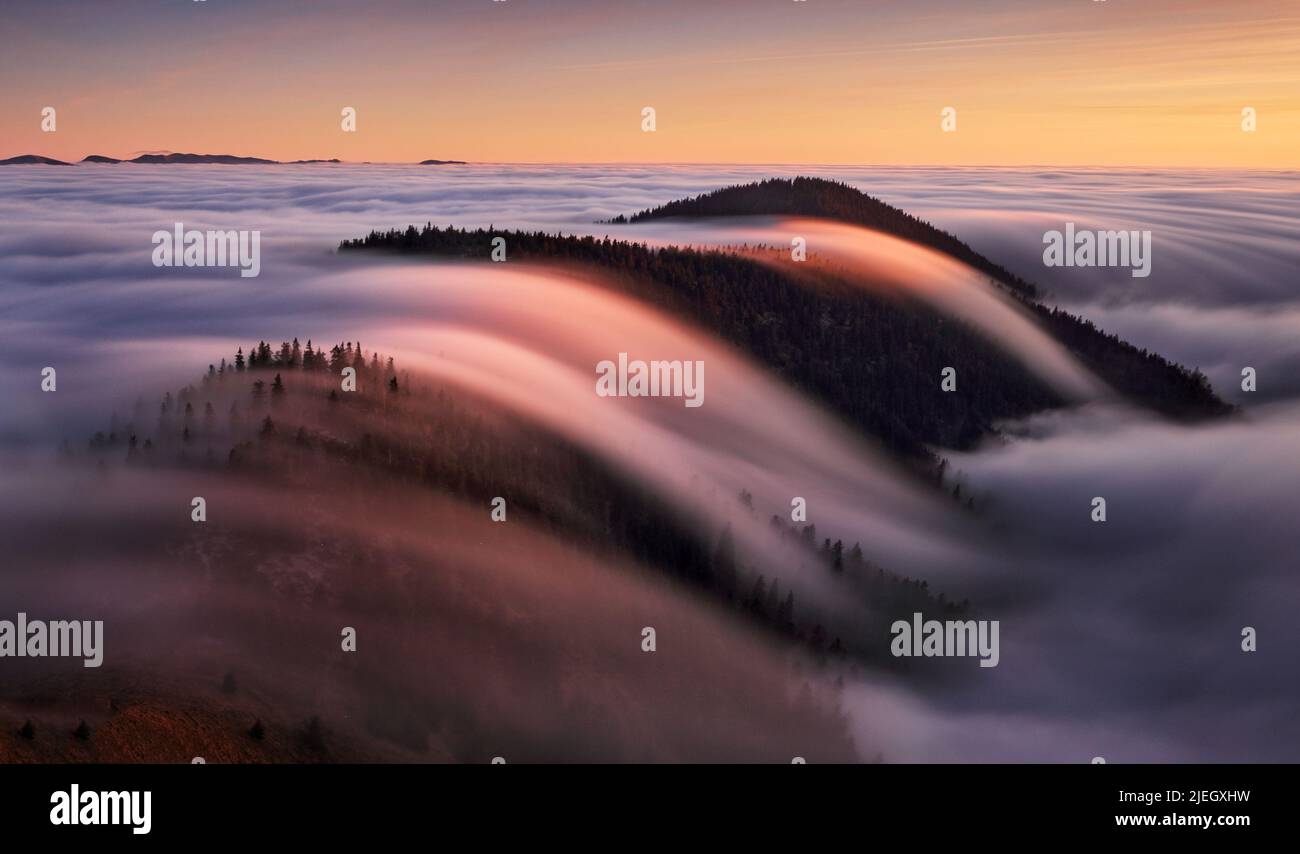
[{"xmin": 2, "ymin": 0, "xmax": 1297, "ymax": 166}]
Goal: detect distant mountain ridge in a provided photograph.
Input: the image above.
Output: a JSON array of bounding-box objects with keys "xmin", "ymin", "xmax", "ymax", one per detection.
[
  {"xmin": 132, "ymin": 153, "xmax": 278, "ymax": 164},
  {"xmin": 0, "ymin": 153, "xmax": 450, "ymax": 165},
  {"xmin": 0, "ymin": 154, "xmax": 71, "ymax": 165}
]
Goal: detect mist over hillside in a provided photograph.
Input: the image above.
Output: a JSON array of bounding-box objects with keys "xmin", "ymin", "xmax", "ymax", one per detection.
[
  {"xmin": 344, "ymin": 178, "xmax": 1227, "ymax": 462},
  {"xmin": 9, "ymin": 332, "xmax": 975, "ymax": 762},
  {"xmin": 2, "ymin": 165, "xmax": 1295, "ymax": 764}
]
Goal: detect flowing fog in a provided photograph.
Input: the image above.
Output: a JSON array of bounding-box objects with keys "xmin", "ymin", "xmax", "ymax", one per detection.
[
  {"xmin": 618, "ymin": 216, "xmax": 1110, "ymax": 401},
  {"xmin": 1, "ymin": 163, "xmax": 1297, "ymax": 761}
]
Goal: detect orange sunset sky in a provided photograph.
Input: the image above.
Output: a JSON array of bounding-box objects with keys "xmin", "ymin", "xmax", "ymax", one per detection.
[{"xmin": 2, "ymin": 0, "xmax": 1297, "ymax": 166}]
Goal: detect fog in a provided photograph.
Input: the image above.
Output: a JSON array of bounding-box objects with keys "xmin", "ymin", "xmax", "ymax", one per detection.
[
  {"xmin": 613, "ymin": 216, "xmax": 1109, "ymax": 401},
  {"xmin": 2, "ymin": 163, "xmax": 1296, "ymax": 761},
  {"xmin": 855, "ymin": 401, "xmax": 1300, "ymax": 761},
  {"xmin": 0, "ymin": 457, "xmax": 859, "ymax": 762}
]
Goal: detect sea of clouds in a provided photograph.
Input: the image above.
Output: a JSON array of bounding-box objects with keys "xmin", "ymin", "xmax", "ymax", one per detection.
[{"xmin": 1, "ymin": 163, "xmax": 1296, "ymax": 761}]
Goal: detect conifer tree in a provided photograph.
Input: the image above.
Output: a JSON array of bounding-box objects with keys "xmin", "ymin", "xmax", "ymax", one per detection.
[
  {"xmin": 778, "ymin": 592, "xmax": 795, "ymax": 632},
  {"xmin": 748, "ymin": 575, "xmax": 767, "ymax": 616}
]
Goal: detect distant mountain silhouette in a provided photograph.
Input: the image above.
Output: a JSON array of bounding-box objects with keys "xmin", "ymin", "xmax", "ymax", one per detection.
[
  {"xmin": 129, "ymin": 152, "xmax": 279, "ymax": 164},
  {"xmin": 0, "ymin": 154, "xmax": 70, "ymax": 165},
  {"xmin": 3, "ymin": 153, "xmax": 459, "ymax": 165}
]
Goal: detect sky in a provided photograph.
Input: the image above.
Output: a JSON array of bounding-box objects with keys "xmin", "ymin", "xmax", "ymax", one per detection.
[{"xmin": 2, "ymin": 0, "xmax": 1298, "ymax": 166}]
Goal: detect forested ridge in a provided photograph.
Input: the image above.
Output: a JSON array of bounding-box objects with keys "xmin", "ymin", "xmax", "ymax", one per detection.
[
  {"xmin": 340, "ymin": 179, "xmax": 1227, "ymax": 462},
  {"xmin": 77, "ymin": 340, "xmax": 961, "ymax": 670},
  {"xmin": 618, "ymin": 177, "xmax": 1229, "ymax": 422},
  {"xmin": 617, "ymin": 176, "xmax": 1044, "ymax": 300}
]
